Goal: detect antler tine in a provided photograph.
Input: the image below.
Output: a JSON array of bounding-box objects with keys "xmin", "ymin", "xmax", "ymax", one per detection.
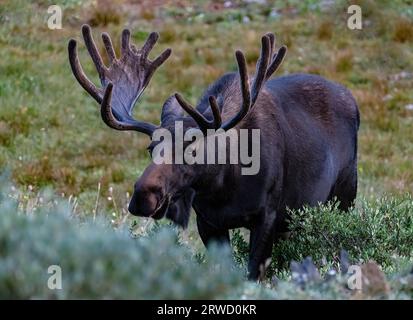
[
  {"xmin": 250, "ymin": 35, "xmax": 271, "ymax": 105},
  {"xmin": 68, "ymin": 39, "xmax": 102, "ymax": 104},
  {"xmin": 264, "ymin": 32, "xmax": 275, "ymax": 58},
  {"xmin": 208, "ymin": 96, "xmax": 222, "ymax": 129},
  {"xmin": 173, "ymin": 93, "xmax": 222, "ymax": 133},
  {"xmin": 100, "ymin": 83, "xmax": 121, "ymax": 129},
  {"xmin": 101, "ymin": 83, "xmax": 157, "ymax": 136},
  {"xmin": 174, "ymin": 93, "xmax": 214, "ymax": 133},
  {"xmin": 265, "ymin": 45, "xmax": 287, "ymax": 81},
  {"xmin": 102, "ymin": 32, "xmax": 116, "ymax": 63},
  {"xmin": 121, "ymin": 29, "xmax": 131, "ymax": 56},
  {"xmin": 141, "ymin": 32, "xmax": 159, "ymax": 60},
  {"xmin": 136, "ymin": 31, "xmax": 172, "ymax": 80},
  {"xmin": 150, "ymin": 48, "xmax": 172, "ymax": 72},
  {"xmin": 82, "ymin": 24, "xmax": 106, "ymax": 80},
  {"xmin": 220, "ymin": 50, "xmax": 251, "ymax": 131}
]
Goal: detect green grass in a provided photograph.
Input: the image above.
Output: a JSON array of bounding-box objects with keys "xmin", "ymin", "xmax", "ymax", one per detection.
[{"xmin": 0, "ymin": 0, "xmax": 412, "ymax": 299}]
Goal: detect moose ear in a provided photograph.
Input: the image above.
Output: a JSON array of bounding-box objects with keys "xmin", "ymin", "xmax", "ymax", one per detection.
[
  {"xmin": 166, "ymin": 188, "xmax": 195, "ymax": 228},
  {"xmin": 161, "ymin": 95, "xmax": 184, "ymax": 126}
]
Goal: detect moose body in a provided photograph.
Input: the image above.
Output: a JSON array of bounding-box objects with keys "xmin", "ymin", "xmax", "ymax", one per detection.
[
  {"xmin": 166, "ymin": 72, "xmax": 359, "ymax": 279},
  {"xmin": 69, "ymin": 26, "xmax": 359, "ymax": 280}
]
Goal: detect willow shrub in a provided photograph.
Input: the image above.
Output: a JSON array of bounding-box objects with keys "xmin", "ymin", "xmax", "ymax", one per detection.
[{"xmin": 232, "ymin": 195, "xmax": 413, "ymax": 275}]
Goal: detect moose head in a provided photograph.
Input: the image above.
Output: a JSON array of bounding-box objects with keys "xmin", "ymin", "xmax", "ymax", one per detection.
[{"xmin": 68, "ymin": 25, "xmax": 286, "ymax": 228}]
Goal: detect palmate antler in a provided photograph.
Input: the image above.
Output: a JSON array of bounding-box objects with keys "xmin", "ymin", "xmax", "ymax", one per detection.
[
  {"xmin": 68, "ymin": 26, "xmax": 286, "ymax": 137},
  {"xmin": 68, "ymin": 25, "xmax": 171, "ymax": 136},
  {"xmin": 175, "ymin": 33, "xmax": 287, "ymax": 134}
]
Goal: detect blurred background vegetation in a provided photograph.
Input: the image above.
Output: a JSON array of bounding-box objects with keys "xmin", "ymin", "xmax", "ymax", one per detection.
[{"xmin": 0, "ymin": 0, "xmax": 412, "ymax": 299}]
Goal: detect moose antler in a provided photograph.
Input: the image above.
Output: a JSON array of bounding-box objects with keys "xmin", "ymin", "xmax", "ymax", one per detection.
[
  {"xmin": 175, "ymin": 33, "xmax": 287, "ymax": 133},
  {"xmin": 68, "ymin": 25, "xmax": 171, "ymax": 136}
]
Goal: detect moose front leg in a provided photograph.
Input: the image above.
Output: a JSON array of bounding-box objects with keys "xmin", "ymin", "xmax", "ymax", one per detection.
[
  {"xmin": 196, "ymin": 214, "xmax": 230, "ymax": 247},
  {"xmin": 248, "ymin": 210, "xmax": 276, "ymax": 281}
]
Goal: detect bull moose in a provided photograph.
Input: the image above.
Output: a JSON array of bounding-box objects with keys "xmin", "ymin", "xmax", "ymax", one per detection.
[{"xmin": 68, "ymin": 25, "xmax": 360, "ymax": 280}]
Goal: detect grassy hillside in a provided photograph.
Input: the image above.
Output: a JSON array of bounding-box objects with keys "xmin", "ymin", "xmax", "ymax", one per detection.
[{"xmin": 0, "ymin": 0, "xmax": 412, "ymax": 298}]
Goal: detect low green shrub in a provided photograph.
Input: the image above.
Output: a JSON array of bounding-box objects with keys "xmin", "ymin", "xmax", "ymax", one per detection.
[
  {"xmin": 0, "ymin": 180, "xmax": 242, "ymax": 299},
  {"xmin": 231, "ymin": 196, "xmax": 413, "ymax": 276}
]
